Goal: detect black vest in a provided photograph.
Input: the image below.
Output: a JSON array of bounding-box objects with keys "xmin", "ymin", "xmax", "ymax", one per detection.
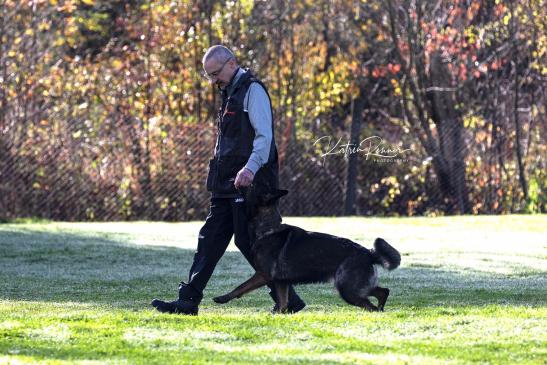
[{"xmin": 206, "ymin": 69, "xmax": 279, "ymax": 197}]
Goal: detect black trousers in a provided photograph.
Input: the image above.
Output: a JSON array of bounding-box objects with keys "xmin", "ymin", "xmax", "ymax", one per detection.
[{"xmin": 184, "ymin": 197, "xmax": 260, "ymax": 297}]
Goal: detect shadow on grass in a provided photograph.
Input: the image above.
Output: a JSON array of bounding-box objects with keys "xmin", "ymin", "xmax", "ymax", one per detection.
[{"xmin": 0, "ymin": 227, "xmax": 545, "ymax": 310}]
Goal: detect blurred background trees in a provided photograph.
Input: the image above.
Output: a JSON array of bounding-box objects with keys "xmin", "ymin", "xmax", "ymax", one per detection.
[{"xmin": 1, "ymin": 0, "xmax": 545, "ymax": 221}]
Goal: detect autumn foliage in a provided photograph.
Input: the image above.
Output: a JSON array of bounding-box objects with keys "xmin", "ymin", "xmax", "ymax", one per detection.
[{"xmin": 0, "ymin": 0, "xmax": 544, "ymax": 220}]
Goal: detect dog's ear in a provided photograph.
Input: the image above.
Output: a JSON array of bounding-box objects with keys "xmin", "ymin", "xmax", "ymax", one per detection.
[
  {"xmin": 261, "ymin": 189, "xmax": 288, "ymax": 205},
  {"xmin": 275, "ymin": 189, "xmax": 289, "ymax": 199}
]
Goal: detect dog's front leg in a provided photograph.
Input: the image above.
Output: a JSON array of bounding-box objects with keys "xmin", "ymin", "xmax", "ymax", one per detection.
[
  {"xmin": 213, "ymin": 272, "xmax": 268, "ymax": 304},
  {"xmin": 273, "ymin": 282, "xmax": 289, "ymax": 313}
]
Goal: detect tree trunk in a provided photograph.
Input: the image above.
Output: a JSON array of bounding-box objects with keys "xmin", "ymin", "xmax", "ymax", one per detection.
[
  {"xmin": 428, "ymin": 52, "xmax": 470, "ymax": 214},
  {"xmin": 510, "ymin": 0, "xmax": 528, "ymax": 205},
  {"xmin": 344, "ymin": 84, "xmax": 366, "ymax": 215}
]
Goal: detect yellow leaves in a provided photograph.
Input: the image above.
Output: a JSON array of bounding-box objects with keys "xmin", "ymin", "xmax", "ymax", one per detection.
[
  {"xmin": 306, "ymin": 56, "xmax": 355, "ymax": 117},
  {"xmin": 391, "ymin": 78, "xmax": 401, "ymax": 96},
  {"xmin": 211, "ymin": 11, "xmax": 224, "ymax": 39},
  {"xmin": 38, "ymin": 76, "xmax": 53, "ymax": 91},
  {"xmin": 240, "ymin": 0, "xmax": 254, "ymax": 16},
  {"xmin": 58, "ymin": 1, "xmax": 76, "ymax": 12},
  {"xmin": 64, "ymin": 21, "xmax": 79, "ymax": 46},
  {"xmin": 25, "ymin": 29, "xmax": 34, "ymax": 36},
  {"xmin": 54, "ymin": 37, "xmax": 65, "ymax": 46},
  {"xmin": 81, "ymin": 0, "xmax": 95, "ymax": 5},
  {"xmin": 332, "ymin": 82, "xmax": 343, "ymax": 93},
  {"xmin": 169, "ymin": 99, "xmax": 178, "ymax": 111},
  {"xmin": 39, "ymin": 21, "xmax": 51, "ymax": 31},
  {"xmin": 134, "ymin": 100, "xmax": 145, "ymax": 111},
  {"xmin": 111, "ymin": 59, "xmax": 124, "ymax": 70},
  {"xmin": 502, "ymin": 13, "xmax": 511, "ymax": 25}
]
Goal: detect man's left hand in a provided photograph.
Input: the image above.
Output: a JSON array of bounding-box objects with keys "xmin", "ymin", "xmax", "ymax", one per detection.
[{"xmin": 234, "ymin": 167, "xmax": 254, "ymax": 188}]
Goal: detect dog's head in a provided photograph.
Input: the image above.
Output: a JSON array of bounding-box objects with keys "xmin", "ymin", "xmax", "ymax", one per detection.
[
  {"xmin": 246, "ymin": 187, "xmax": 288, "ymax": 207},
  {"xmin": 242, "ymin": 186, "xmax": 288, "ymax": 228}
]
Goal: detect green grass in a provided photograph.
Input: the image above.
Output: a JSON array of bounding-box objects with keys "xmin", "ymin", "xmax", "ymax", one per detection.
[{"xmin": 0, "ymin": 215, "xmax": 546, "ymax": 364}]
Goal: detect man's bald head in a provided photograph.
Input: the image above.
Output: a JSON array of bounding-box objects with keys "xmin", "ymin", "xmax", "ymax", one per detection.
[{"xmin": 202, "ymin": 45, "xmax": 236, "ymax": 65}]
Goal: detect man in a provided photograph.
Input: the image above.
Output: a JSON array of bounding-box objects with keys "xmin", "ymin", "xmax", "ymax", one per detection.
[{"xmin": 151, "ymin": 45, "xmax": 305, "ymax": 315}]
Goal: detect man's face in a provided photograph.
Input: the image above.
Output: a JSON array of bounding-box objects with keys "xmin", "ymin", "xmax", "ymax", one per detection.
[{"xmin": 203, "ymin": 57, "xmax": 237, "ymax": 88}]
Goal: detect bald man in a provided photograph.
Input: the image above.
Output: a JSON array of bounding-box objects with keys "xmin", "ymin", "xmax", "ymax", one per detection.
[{"xmin": 152, "ymin": 45, "xmax": 305, "ymax": 315}]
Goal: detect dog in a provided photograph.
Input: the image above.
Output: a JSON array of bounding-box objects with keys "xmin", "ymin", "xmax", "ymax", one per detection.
[{"xmin": 213, "ymin": 187, "xmax": 401, "ymax": 313}]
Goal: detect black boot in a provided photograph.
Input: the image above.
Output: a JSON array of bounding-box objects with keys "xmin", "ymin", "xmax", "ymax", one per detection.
[
  {"xmin": 269, "ymin": 285, "xmax": 306, "ymax": 313},
  {"xmin": 151, "ymin": 282, "xmax": 202, "ymax": 315}
]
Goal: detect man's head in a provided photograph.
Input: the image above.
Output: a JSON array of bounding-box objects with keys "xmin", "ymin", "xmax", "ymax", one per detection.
[{"xmin": 202, "ymin": 45, "xmax": 238, "ymax": 88}]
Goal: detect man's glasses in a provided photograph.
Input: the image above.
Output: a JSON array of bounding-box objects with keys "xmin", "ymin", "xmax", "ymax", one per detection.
[{"xmin": 203, "ymin": 58, "xmax": 232, "ymax": 80}]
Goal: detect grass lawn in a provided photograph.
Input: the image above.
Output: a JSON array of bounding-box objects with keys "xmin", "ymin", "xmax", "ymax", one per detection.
[{"xmin": 0, "ymin": 215, "xmax": 546, "ymax": 364}]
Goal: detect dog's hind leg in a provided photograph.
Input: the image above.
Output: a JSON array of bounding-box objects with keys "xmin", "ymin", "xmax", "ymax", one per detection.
[
  {"xmin": 273, "ymin": 282, "xmax": 289, "ymax": 313},
  {"xmin": 337, "ymin": 287, "xmax": 379, "ymax": 312},
  {"xmin": 370, "ymin": 287, "xmax": 390, "ymax": 311},
  {"xmin": 335, "ymin": 257, "xmax": 379, "ymax": 312},
  {"xmin": 213, "ymin": 272, "xmax": 268, "ymax": 304}
]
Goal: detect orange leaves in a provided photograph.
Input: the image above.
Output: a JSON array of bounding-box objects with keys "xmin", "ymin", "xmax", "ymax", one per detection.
[
  {"xmin": 494, "ymin": 3, "xmax": 508, "ymax": 17},
  {"xmin": 370, "ymin": 63, "xmax": 401, "ymax": 80},
  {"xmin": 387, "ymin": 63, "xmax": 401, "ymax": 74},
  {"xmin": 371, "ymin": 66, "xmax": 387, "ymax": 78},
  {"xmin": 458, "ymin": 62, "xmax": 467, "ymax": 81},
  {"xmin": 466, "ymin": 1, "xmax": 481, "ymax": 21}
]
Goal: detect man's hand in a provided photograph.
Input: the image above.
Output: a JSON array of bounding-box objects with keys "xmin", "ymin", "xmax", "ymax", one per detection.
[{"xmin": 234, "ymin": 167, "xmax": 254, "ymax": 189}]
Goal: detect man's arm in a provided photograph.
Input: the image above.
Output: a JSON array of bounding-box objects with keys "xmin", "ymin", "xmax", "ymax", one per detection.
[
  {"xmin": 234, "ymin": 82, "xmax": 273, "ymax": 188},
  {"xmin": 244, "ymin": 82, "xmax": 273, "ymax": 174}
]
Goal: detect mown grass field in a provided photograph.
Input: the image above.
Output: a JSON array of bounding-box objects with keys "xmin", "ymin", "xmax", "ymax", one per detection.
[{"xmin": 0, "ymin": 215, "xmax": 546, "ymax": 364}]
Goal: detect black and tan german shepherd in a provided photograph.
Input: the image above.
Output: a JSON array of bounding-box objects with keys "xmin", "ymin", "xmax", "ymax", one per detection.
[{"xmin": 213, "ymin": 188, "xmax": 401, "ymax": 313}]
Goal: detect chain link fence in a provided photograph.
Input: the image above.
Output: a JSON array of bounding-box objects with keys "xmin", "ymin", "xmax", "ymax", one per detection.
[
  {"xmin": 0, "ymin": 118, "xmax": 350, "ymax": 221},
  {"xmin": 1, "ymin": 111, "xmax": 543, "ymax": 222}
]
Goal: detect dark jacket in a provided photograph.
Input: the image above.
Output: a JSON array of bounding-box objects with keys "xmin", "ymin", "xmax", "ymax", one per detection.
[{"xmin": 206, "ymin": 69, "xmax": 278, "ymax": 197}]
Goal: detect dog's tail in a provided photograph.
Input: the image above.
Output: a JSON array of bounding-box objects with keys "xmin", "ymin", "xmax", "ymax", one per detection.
[{"xmin": 371, "ymin": 238, "xmax": 401, "ymax": 271}]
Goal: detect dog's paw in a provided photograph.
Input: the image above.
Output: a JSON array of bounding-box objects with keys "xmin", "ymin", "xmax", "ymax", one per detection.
[
  {"xmin": 271, "ymin": 306, "xmax": 289, "ymax": 315},
  {"xmin": 213, "ymin": 295, "xmax": 231, "ymax": 304}
]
